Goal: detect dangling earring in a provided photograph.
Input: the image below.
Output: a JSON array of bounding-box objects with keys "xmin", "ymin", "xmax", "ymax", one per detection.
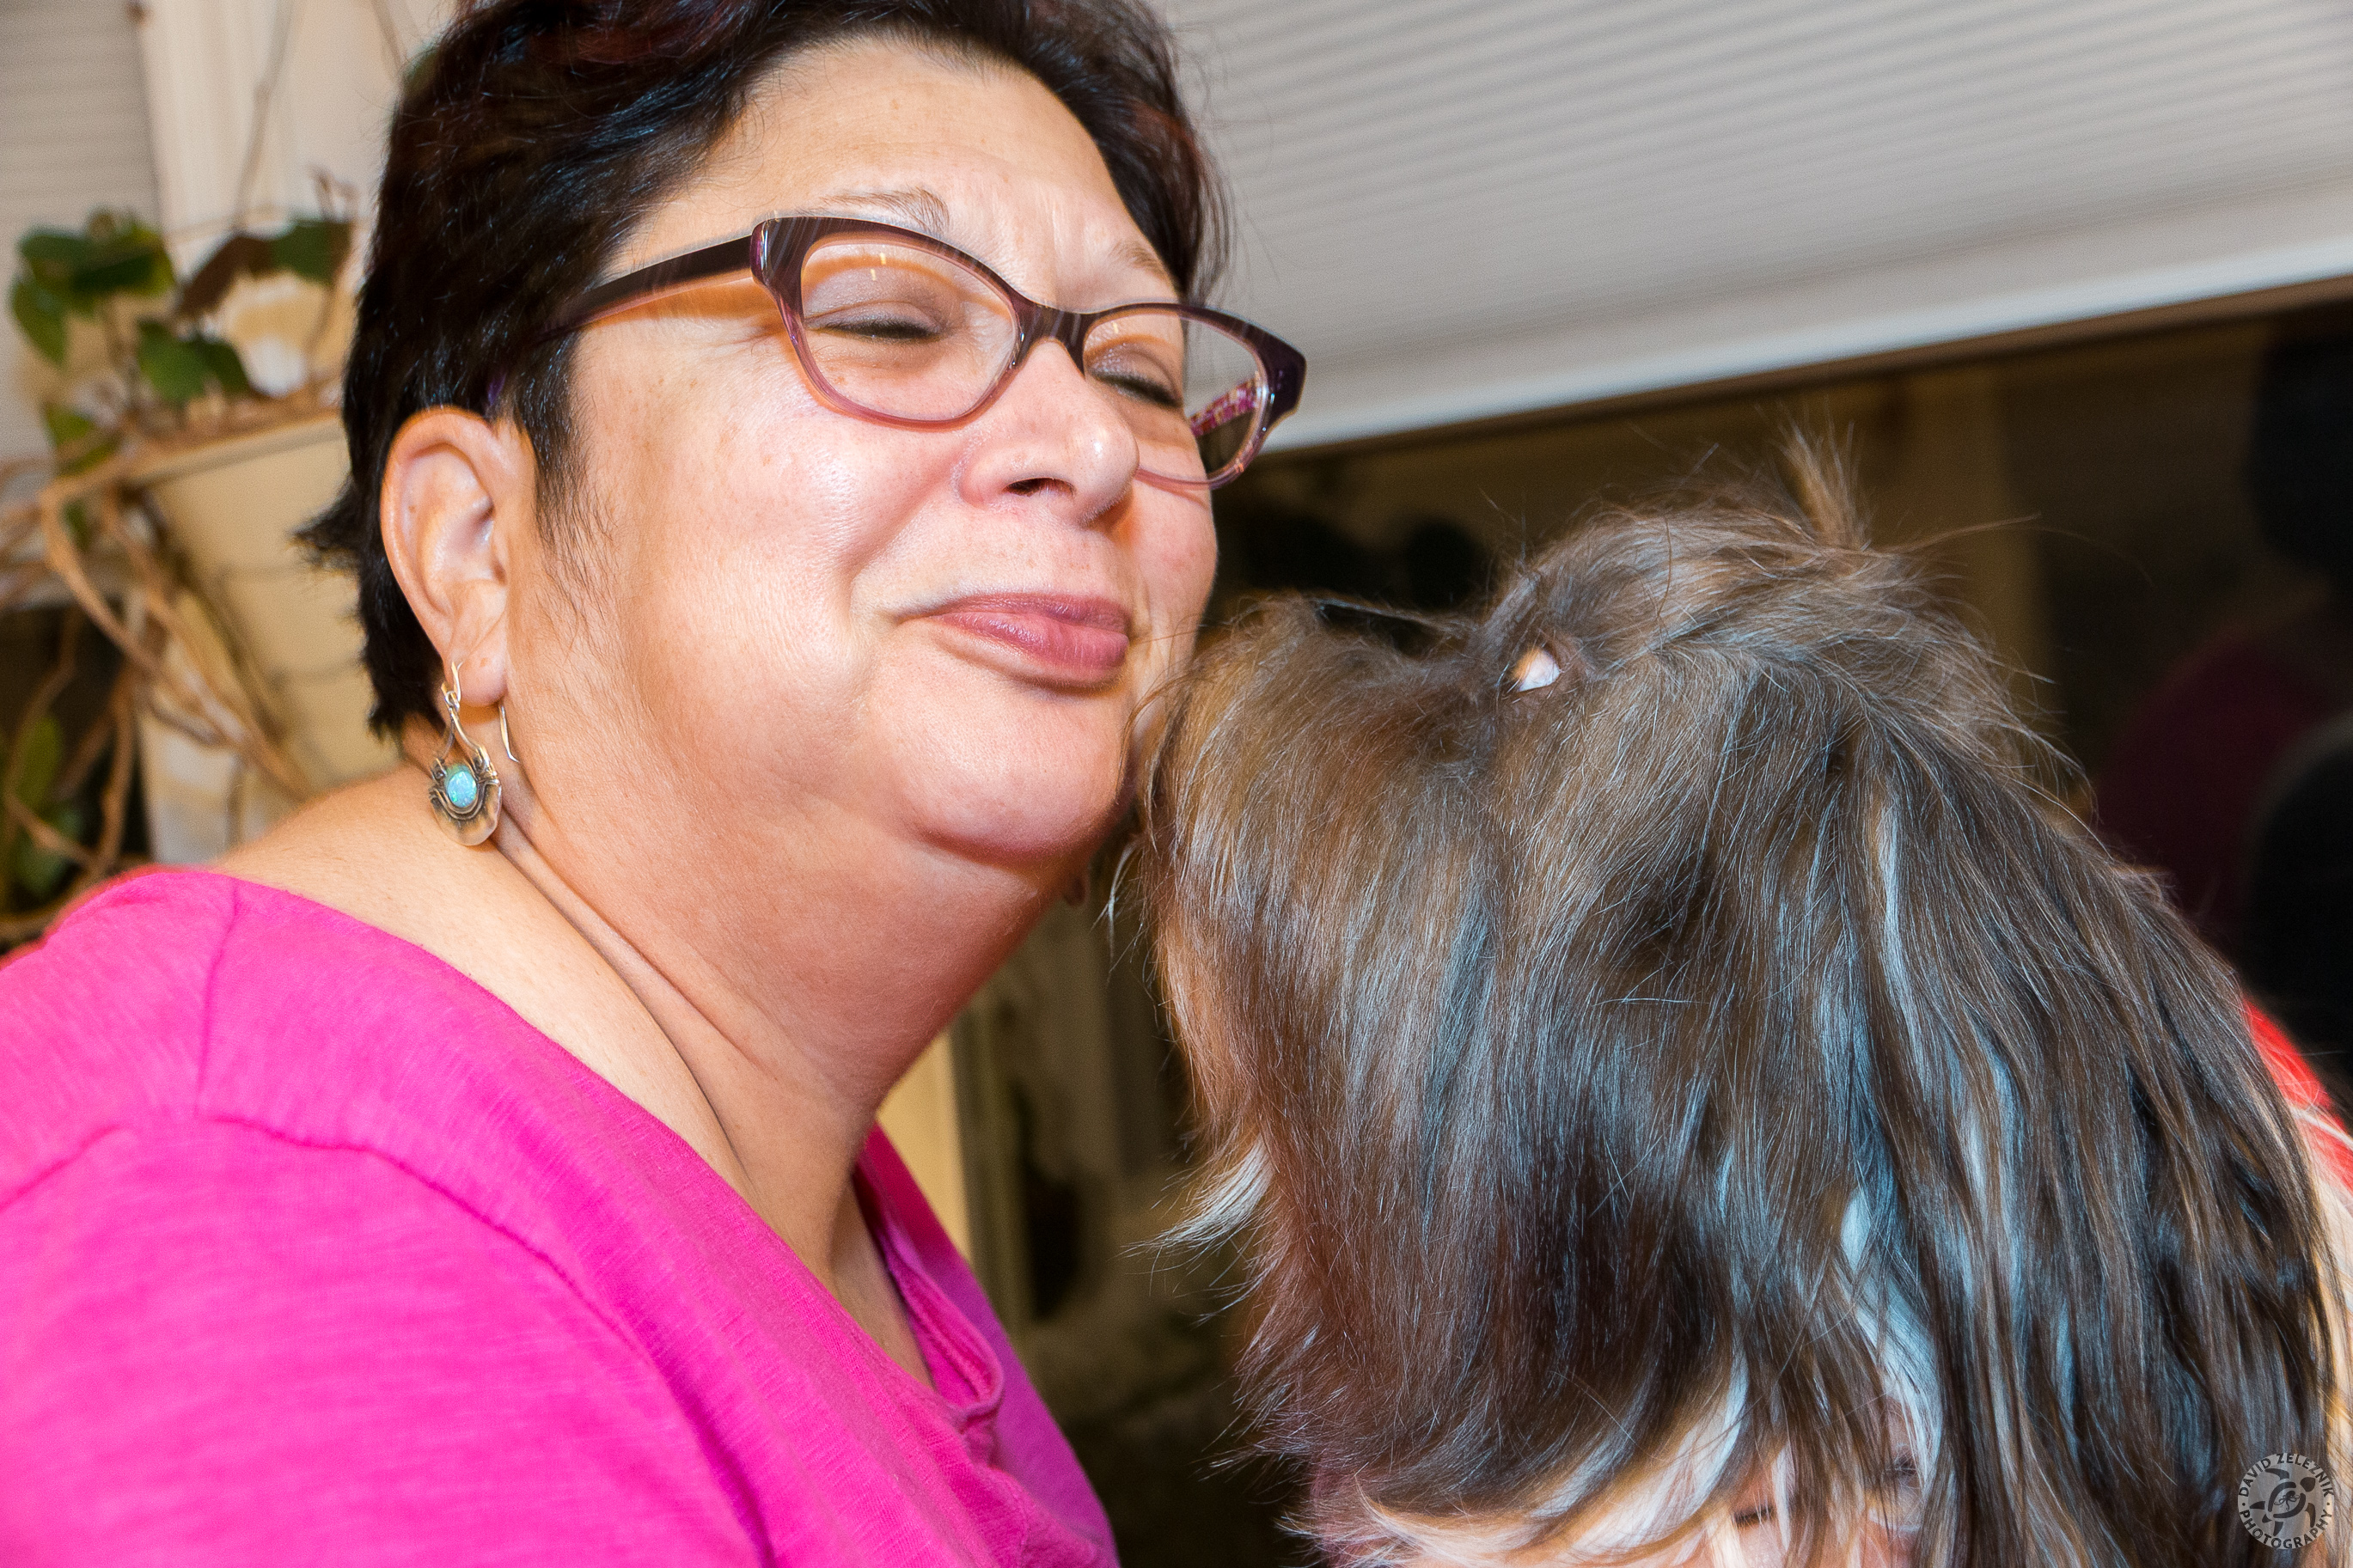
[{"xmin": 428, "ymin": 665, "xmax": 502, "ymax": 845}]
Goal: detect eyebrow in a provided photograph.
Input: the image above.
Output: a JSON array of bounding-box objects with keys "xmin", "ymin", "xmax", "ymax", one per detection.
[
  {"xmin": 1113, "ymin": 235, "xmax": 1176, "ymax": 290},
  {"xmin": 813, "ymin": 185, "xmax": 1176, "ymax": 293},
  {"xmin": 815, "ymin": 186, "xmax": 955, "ymax": 238}
]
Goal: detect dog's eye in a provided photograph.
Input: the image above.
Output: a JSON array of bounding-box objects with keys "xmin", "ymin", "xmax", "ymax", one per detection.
[{"xmin": 1509, "ymin": 646, "xmax": 1561, "ymax": 691}]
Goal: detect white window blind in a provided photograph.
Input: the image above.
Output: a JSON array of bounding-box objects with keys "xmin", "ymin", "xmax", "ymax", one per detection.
[
  {"xmin": 1164, "ymin": 0, "xmax": 2353, "ymax": 448},
  {"xmin": 14, "ymin": 1, "xmax": 2349, "ymax": 461},
  {"xmin": 0, "ymin": 0, "xmax": 162, "ymax": 464}
]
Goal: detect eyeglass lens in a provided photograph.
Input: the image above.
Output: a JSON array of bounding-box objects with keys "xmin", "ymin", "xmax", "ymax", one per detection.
[{"xmin": 793, "ymin": 235, "xmax": 1268, "ymax": 485}]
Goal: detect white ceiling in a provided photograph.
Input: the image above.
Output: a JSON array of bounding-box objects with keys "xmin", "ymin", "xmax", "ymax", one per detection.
[{"xmin": 1158, "ymin": 0, "xmax": 2353, "ymax": 448}]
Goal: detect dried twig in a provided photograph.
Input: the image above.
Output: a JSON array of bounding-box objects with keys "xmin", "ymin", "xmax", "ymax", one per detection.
[
  {"xmin": 6, "ymin": 796, "xmax": 97, "ymax": 870},
  {"xmin": 0, "ymin": 607, "xmax": 82, "ymax": 884},
  {"xmin": 54, "ymin": 660, "xmax": 137, "ymax": 799},
  {"xmin": 4, "ymin": 406, "xmax": 331, "ymax": 940},
  {"xmin": 35, "ymin": 457, "xmax": 310, "ymax": 799},
  {"xmin": 0, "ymin": 455, "xmax": 51, "ymax": 495},
  {"xmin": 75, "ymin": 666, "xmax": 141, "ymax": 902}
]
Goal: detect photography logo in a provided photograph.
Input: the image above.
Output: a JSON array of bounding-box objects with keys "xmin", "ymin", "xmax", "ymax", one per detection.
[{"xmin": 2240, "ymin": 1454, "xmax": 2336, "ymax": 1550}]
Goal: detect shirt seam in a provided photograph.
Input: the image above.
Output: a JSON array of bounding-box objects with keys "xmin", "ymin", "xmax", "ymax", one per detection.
[
  {"xmin": 173, "ymin": 882, "xmax": 651, "ymax": 1388},
  {"xmin": 1, "ymin": 1107, "xmax": 771, "ymax": 1565},
  {"xmin": 193, "ymin": 1110, "xmax": 775, "ymax": 1566},
  {"xmin": 0, "ymin": 1123, "xmax": 130, "ymax": 1216},
  {"xmin": 1, "ymin": 875, "xmax": 236, "ymax": 1214},
  {"xmin": 193, "ymin": 875, "xmax": 240, "ymax": 1100}
]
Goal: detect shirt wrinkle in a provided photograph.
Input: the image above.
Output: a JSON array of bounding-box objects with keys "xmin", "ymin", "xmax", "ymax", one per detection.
[{"xmin": 0, "ymin": 869, "xmax": 1115, "ymax": 1567}]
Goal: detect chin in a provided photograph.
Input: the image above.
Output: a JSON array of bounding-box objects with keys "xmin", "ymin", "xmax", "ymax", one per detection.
[
  {"xmin": 888, "ymin": 700, "xmax": 1130, "ymax": 869},
  {"xmin": 910, "ymin": 773, "xmax": 1125, "ymax": 869}
]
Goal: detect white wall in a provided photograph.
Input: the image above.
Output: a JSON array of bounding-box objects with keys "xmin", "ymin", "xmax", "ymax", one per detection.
[
  {"xmin": 0, "ymin": 0, "xmax": 163, "ymax": 464},
  {"xmin": 135, "ymin": 0, "xmax": 448, "ymax": 270}
]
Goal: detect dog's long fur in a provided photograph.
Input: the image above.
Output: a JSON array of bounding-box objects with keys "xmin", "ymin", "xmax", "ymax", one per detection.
[{"xmin": 1137, "ymin": 451, "xmax": 2352, "ymax": 1565}]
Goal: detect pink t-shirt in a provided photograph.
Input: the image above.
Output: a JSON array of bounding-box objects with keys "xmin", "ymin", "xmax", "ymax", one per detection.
[{"xmin": 0, "ymin": 869, "xmax": 1115, "ymax": 1565}]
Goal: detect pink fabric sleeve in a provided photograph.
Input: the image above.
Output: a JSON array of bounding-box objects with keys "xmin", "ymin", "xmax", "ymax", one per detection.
[{"xmin": 0, "ymin": 1117, "xmax": 755, "ymax": 1565}]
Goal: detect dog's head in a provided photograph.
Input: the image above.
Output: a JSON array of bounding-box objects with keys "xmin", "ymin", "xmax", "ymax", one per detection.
[{"xmin": 1136, "ymin": 447, "xmax": 2343, "ymax": 1566}]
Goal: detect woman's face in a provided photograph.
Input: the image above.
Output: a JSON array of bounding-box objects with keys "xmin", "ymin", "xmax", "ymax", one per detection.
[{"xmin": 517, "ymin": 39, "xmax": 1217, "ymax": 877}]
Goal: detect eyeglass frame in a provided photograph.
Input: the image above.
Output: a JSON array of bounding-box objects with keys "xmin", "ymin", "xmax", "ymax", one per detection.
[{"xmin": 530, "ymin": 213, "xmax": 1307, "ymax": 489}]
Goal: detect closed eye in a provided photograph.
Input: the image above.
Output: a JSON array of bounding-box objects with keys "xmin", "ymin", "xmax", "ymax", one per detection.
[
  {"xmin": 1093, "ymin": 367, "xmax": 1183, "ymax": 410},
  {"xmin": 810, "ymin": 310, "xmax": 944, "ymax": 342}
]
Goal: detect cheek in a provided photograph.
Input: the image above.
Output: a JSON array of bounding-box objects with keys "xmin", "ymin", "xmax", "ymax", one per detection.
[
  {"xmin": 575, "ymin": 357, "xmax": 940, "ymax": 793},
  {"xmin": 1131, "ymin": 491, "xmax": 1219, "ymax": 675},
  {"xmin": 617, "ymin": 354, "xmax": 918, "ymax": 594},
  {"xmin": 848, "ymin": 495, "xmax": 1214, "ymax": 863},
  {"xmin": 547, "ymin": 334, "xmax": 1208, "ymax": 869},
  {"xmin": 577, "ymin": 313, "xmax": 931, "ymax": 588}
]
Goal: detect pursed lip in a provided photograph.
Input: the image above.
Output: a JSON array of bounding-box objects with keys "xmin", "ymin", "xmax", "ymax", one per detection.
[{"xmin": 921, "ymin": 592, "xmax": 1134, "ymax": 685}]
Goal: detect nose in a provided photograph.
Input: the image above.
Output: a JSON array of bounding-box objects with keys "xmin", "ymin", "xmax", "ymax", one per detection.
[{"xmin": 956, "ymin": 338, "xmax": 1140, "ymax": 525}]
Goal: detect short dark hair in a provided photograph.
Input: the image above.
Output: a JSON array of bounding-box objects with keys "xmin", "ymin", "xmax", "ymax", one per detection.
[
  {"xmin": 1139, "ymin": 449, "xmax": 2348, "ymax": 1565},
  {"xmin": 304, "ymin": 0, "xmax": 1225, "ymax": 733}
]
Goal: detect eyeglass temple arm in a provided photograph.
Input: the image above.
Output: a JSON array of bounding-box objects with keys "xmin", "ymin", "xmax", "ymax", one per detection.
[
  {"xmin": 541, "ymin": 232, "xmax": 767, "ymax": 339},
  {"xmin": 1259, "ymin": 336, "xmax": 1305, "ymax": 430},
  {"xmin": 1201, "ymin": 330, "xmax": 1303, "ymax": 458}
]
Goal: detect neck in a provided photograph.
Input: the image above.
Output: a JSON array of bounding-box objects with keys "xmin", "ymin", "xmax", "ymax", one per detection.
[
  {"xmin": 223, "ymin": 729, "xmax": 1054, "ymax": 1313},
  {"xmin": 492, "ymin": 782, "xmax": 1047, "ymax": 1266}
]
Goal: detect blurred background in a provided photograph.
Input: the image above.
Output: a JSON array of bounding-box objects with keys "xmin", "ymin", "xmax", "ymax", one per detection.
[{"xmin": 8, "ymin": 2, "xmax": 2353, "ymax": 1561}]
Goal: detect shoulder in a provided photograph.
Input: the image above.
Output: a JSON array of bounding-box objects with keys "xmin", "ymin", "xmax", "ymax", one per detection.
[
  {"xmin": 0, "ymin": 1113, "xmax": 751, "ymax": 1559},
  {"xmin": 0, "ymin": 869, "xmax": 240, "ymax": 1205},
  {"xmin": 0, "ymin": 865, "xmax": 523, "ymax": 1205},
  {"xmin": 0, "ymin": 863, "xmax": 688, "ymax": 1333},
  {"xmin": 0, "ymin": 872, "xmax": 771, "ymax": 1557}
]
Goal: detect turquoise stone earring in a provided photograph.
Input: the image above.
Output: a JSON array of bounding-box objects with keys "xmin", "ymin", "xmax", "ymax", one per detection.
[{"xmin": 428, "ymin": 670, "xmax": 501, "ymax": 845}]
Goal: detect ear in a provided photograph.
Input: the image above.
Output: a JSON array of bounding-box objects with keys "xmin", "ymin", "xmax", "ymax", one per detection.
[{"xmin": 379, "ymin": 406, "xmax": 538, "ymax": 708}]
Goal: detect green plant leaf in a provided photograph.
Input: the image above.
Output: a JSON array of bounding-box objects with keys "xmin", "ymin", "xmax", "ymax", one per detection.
[
  {"xmin": 15, "ymin": 212, "xmax": 170, "ymax": 316},
  {"xmin": 40, "ymin": 403, "xmax": 94, "ymax": 448},
  {"xmin": 76, "ymin": 245, "xmax": 170, "ymax": 300},
  {"xmin": 71, "ymin": 210, "xmax": 172, "ymax": 300},
  {"xmin": 193, "ymin": 334, "xmax": 252, "ymax": 398},
  {"xmin": 136, "ymin": 322, "xmax": 257, "ymax": 407},
  {"xmin": 9, "ymin": 799, "xmax": 86, "ymax": 906},
  {"xmin": 12, "ymin": 716, "xmax": 61, "ymax": 813},
  {"xmin": 9, "ymin": 723, "xmax": 81, "ymax": 907},
  {"xmin": 40, "ymin": 403, "xmax": 119, "ymax": 476},
  {"xmin": 17, "ymin": 229, "xmax": 89, "ymax": 284},
  {"xmin": 9, "ymin": 274, "xmax": 66, "ymax": 363},
  {"xmin": 268, "ymin": 218, "xmax": 351, "ymax": 284},
  {"xmin": 136, "ymin": 319, "xmax": 212, "ymax": 406}
]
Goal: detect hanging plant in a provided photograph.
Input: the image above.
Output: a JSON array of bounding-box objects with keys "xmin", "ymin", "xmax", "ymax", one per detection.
[
  {"xmin": 1, "ymin": 3, "xmax": 372, "ymax": 945},
  {"xmin": 8, "ymin": 208, "xmax": 351, "ymax": 461},
  {"xmin": 1, "ymin": 208, "xmax": 349, "ymax": 943}
]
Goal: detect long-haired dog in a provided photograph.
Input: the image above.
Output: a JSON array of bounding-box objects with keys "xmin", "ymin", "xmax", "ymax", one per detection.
[{"xmin": 1135, "ymin": 452, "xmax": 2352, "ymax": 1565}]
